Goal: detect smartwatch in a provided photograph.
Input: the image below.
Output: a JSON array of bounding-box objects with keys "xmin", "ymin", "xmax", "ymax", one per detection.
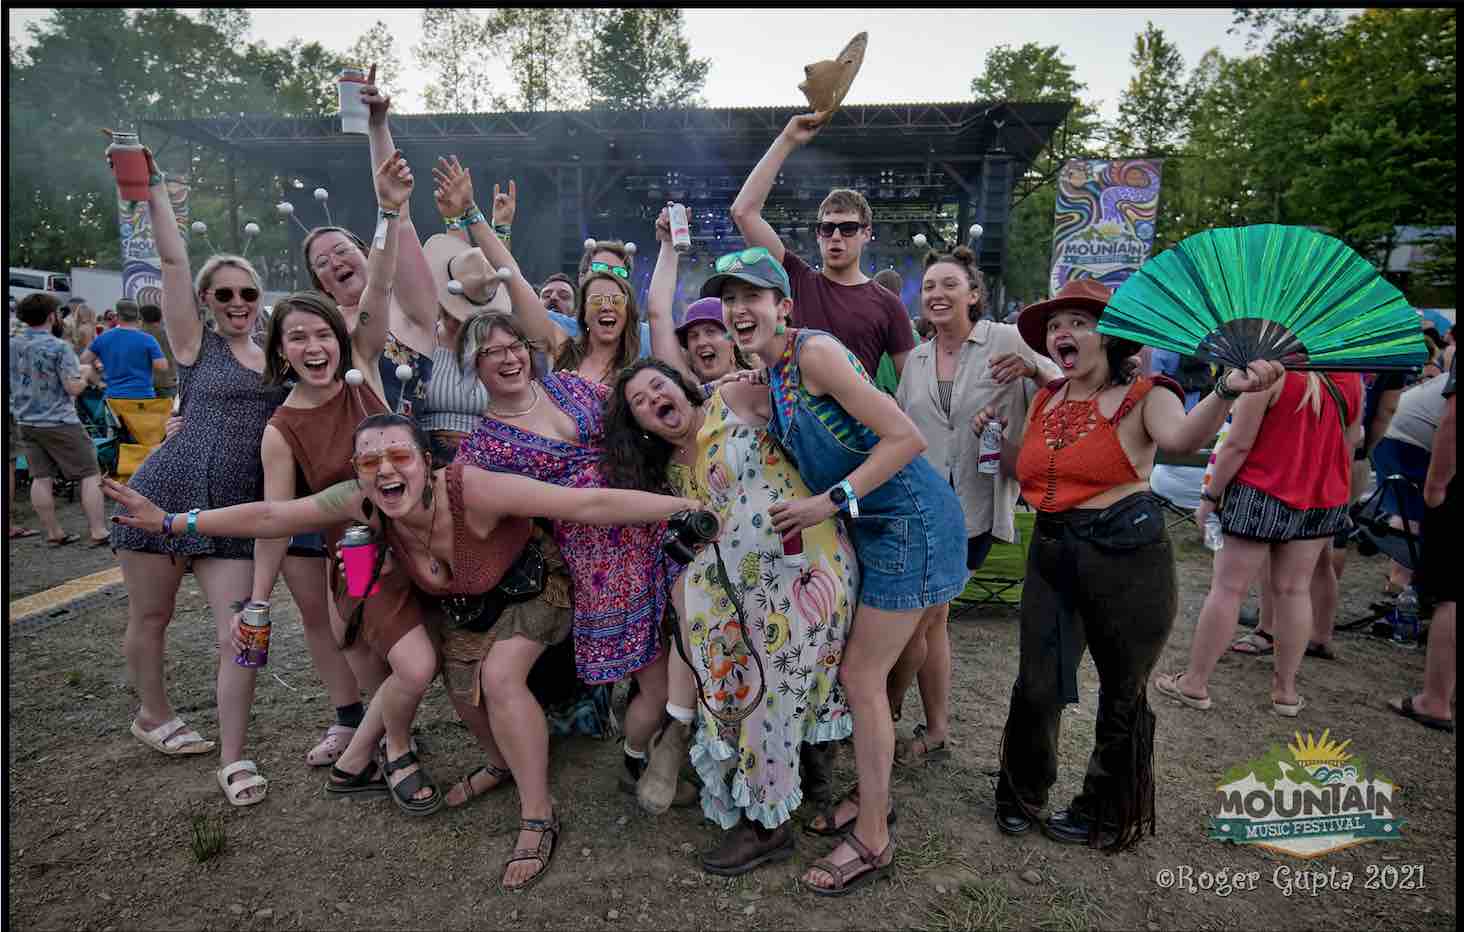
[{"xmin": 828, "ymin": 480, "xmax": 859, "ymax": 519}]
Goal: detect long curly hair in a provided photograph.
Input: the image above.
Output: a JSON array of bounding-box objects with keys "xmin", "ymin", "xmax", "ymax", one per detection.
[{"xmin": 601, "ymin": 358, "xmax": 703, "ymax": 495}]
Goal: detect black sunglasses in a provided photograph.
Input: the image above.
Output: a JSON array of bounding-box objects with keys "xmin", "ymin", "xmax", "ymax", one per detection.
[
  {"xmin": 816, "ymin": 221, "xmax": 866, "ymax": 238},
  {"xmin": 211, "ymin": 287, "xmax": 261, "ymax": 303}
]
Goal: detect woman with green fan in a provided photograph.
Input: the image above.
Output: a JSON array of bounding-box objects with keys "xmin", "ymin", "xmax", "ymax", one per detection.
[{"xmin": 973, "ymin": 278, "xmax": 1284, "ymax": 851}]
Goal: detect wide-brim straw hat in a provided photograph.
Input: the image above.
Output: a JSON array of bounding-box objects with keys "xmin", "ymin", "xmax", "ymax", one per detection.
[
  {"xmin": 424, "ymin": 234, "xmax": 512, "ymax": 322},
  {"xmin": 799, "ymin": 32, "xmax": 868, "ymax": 115}
]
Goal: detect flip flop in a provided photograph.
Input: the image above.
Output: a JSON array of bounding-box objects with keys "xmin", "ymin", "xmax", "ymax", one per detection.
[
  {"xmin": 46, "ymin": 533, "xmax": 81, "ymax": 548},
  {"xmin": 88, "ymin": 535, "xmax": 112, "ymax": 548},
  {"xmin": 1153, "ymin": 671, "xmax": 1213, "ymax": 711},
  {"xmin": 9, "ymin": 527, "xmax": 38, "ymax": 539},
  {"xmin": 1388, "ymin": 696, "xmax": 1454, "ymax": 733},
  {"xmin": 1229, "ymin": 631, "xmax": 1274, "ymax": 656}
]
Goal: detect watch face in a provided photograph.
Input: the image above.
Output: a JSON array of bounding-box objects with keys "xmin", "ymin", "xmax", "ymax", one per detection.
[{"xmin": 829, "ymin": 486, "xmax": 847, "ymax": 506}]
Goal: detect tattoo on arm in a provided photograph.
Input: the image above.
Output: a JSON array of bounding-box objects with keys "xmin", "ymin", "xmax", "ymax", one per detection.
[{"xmin": 310, "ymin": 479, "xmax": 363, "ymax": 519}]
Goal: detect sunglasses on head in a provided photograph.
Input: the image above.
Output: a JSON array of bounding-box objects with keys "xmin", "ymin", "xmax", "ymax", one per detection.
[
  {"xmin": 816, "ymin": 221, "xmax": 865, "ymax": 238},
  {"xmin": 352, "ymin": 444, "xmax": 422, "ymax": 477},
  {"xmin": 586, "ymin": 293, "xmax": 628, "ymax": 311},
  {"xmin": 211, "ymin": 287, "xmax": 261, "ymax": 303},
  {"xmin": 589, "ymin": 261, "xmax": 630, "ymax": 280},
  {"xmin": 713, "ymin": 246, "xmax": 774, "ymax": 272}
]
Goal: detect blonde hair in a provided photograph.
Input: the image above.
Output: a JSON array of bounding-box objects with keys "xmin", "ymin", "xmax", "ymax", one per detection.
[
  {"xmin": 1294, "ymin": 372, "xmax": 1323, "ymax": 418},
  {"xmin": 194, "ymin": 254, "xmax": 263, "ymax": 299}
]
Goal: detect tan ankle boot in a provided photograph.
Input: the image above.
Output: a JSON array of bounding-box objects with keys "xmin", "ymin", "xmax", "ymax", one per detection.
[{"xmin": 637, "ymin": 717, "xmax": 693, "ymax": 815}]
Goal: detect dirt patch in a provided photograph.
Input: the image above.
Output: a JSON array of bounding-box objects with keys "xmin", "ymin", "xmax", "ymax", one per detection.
[{"xmin": 6, "ymin": 498, "xmax": 1456, "ymax": 930}]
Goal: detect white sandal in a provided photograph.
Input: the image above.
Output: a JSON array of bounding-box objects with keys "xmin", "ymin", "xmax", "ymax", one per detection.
[
  {"xmin": 306, "ymin": 724, "xmax": 356, "ymax": 767},
  {"xmin": 131, "ymin": 716, "xmax": 216, "ymax": 756},
  {"xmin": 217, "ymin": 759, "xmax": 268, "ymax": 807}
]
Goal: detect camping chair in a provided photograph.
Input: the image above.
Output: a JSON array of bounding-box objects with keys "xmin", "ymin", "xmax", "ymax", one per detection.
[
  {"xmin": 58, "ymin": 388, "xmax": 121, "ymax": 499},
  {"xmin": 951, "ymin": 510, "xmax": 1036, "ymax": 618},
  {"xmin": 1337, "ymin": 474, "xmax": 1426, "ymax": 633},
  {"xmin": 105, "ymin": 396, "xmax": 172, "ymax": 479}
]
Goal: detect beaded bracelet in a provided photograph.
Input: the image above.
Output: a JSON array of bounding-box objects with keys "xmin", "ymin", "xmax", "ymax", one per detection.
[
  {"xmin": 148, "ymin": 171, "xmax": 164, "ymax": 188},
  {"xmin": 1214, "ymin": 371, "xmax": 1242, "ymax": 401},
  {"xmin": 186, "ymin": 508, "xmax": 201, "ymax": 534}
]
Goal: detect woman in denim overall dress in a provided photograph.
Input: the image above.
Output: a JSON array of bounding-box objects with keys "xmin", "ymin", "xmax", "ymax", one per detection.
[{"xmin": 701, "ymin": 247, "xmax": 967, "ymax": 896}]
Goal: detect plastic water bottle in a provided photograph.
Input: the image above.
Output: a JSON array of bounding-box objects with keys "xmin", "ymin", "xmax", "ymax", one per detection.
[
  {"xmin": 1203, "ymin": 514, "xmax": 1224, "ymax": 551},
  {"xmin": 1389, "ymin": 586, "xmax": 1420, "ymax": 645}
]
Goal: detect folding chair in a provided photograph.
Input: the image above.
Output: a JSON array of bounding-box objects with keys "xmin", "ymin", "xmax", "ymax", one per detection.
[
  {"xmin": 951, "ymin": 511, "xmax": 1036, "ymax": 618},
  {"xmin": 105, "ymin": 396, "xmax": 172, "ymax": 479},
  {"xmin": 52, "ymin": 389, "xmax": 120, "ymax": 500},
  {"xmin": 1337, "ymin": 474, "xmax": 1425, "ymax": 633}
]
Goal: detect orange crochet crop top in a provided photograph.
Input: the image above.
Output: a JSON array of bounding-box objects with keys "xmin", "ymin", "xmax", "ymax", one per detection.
[{"xmin": 1017, "ymin": 377, "xmax": 1168, "ymax": 513}]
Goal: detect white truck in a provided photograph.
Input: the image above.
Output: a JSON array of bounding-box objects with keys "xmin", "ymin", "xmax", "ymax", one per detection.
[
  {"xmin": 67, "ymin": 267, "xmax": 126, "ymax": 311},
  {"xmin": 7, "ymin": 267, "xmax": 72, "ymax": 305}
]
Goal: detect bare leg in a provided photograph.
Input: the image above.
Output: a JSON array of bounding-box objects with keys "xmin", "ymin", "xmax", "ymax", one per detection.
[
  {"xmin": 1266, "ymin": 538, "xmax": 1329, "ymax": 707},
  {"xmin": 886, "ymin": 611, "xmax": 931, "ymax": 719},
  {"xmin": 801, "ymin": 603, "xmax": 920, "ymax": 891},
  {"xmin": 1177, "ymin": 535, "xmax": 1270, "ymax": 699},
  {"xmin": 913, "ymin": 603, "xmax": 953, "ymax": 745},
  {"xmin": 282, "ymin": 556, "xmax": 359, "ymax": 708},
  {"xmin": 78, "ymin": 474, "xmax": 108, "ymax": 541},
  {"xmin": 30, "ymin": 477, "xmax": 63, "ymax": 540},
  {"xmin": 193, "ymin": 557, "xmax": 263, "ymax": 801},
  {"xmin": 119, "ymin": 550, "xmax": 188, "ymax": 728},
  {"xmin": 1308, "ymin": 543, "xmax": 1339, "ymax": 649},
  {"xmin": 327, "ymin": 580, "xmax": 388, "ymax": 695},
  {"xmin": 479, "ymin": 637, "xmax": 555, "ymax": 889},
  {"xmin": 1409, "ymin": 601, "xmax": 1456, "ymax": 720},
  {"xmin": 625, "ymin": 648, "xmax": 670, "ymax": 752},
  {"xmin": 380, "ymin": 626, "xmax": 438, "ymax": 801}
]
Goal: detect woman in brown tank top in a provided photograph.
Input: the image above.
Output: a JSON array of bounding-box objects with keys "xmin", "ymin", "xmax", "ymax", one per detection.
[{"xmin": 105, "ymin": 413, "xmax": 704, "ymax": 890}]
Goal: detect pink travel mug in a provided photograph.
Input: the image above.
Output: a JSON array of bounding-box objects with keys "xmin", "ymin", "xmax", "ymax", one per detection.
[
  {"xmin": 340, "ymin": 524, "xmax": 382, "ymax": 597},
  {"xmin": 106, "ymin": 131, "xmax": 151, "ymax": 201}
]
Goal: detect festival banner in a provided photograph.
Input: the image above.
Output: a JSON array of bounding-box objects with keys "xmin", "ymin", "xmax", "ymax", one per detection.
[
  {"xmin": 1049, "ymin": 159, "xmax": 1163, "ymax": 296},
  {"xmin": 118, "ymin": 177, "xmax": 191, "ymax": 309}
]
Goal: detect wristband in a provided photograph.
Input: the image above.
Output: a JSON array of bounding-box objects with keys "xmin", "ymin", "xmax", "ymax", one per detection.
[
  {"xmin": 148, "ymin": 171, "xmax": 164, "ymax": 188},
  {"xmin": 378, "ymin": 207, "xmax": 401, "ymax": 220},
  {"xmin": 1201, "ymin": 490, "xmax": 1221, "ymax": 505},
  {"xmin": 493, "ymin": 222, "xmax": 512, "ymax": 244},
  {"xmin": 162, "ymin": 513, "xmax": 176, "ymax": 536},
  {"xmin": 185, "ymin": 508, "xmax": 201, "ymax": 535},
  {"xmin": 1213, "ymin": 370, "xmax": 1242, "ymax": 401}
]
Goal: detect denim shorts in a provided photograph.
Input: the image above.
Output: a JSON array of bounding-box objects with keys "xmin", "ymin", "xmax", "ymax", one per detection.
[
  {"xmin": 849, "ymin": 474, "xmax": 969, "ymax": 613},
  {"xmin": 287, "ymin": 531, "xmax": 328, "ymax": 558}
]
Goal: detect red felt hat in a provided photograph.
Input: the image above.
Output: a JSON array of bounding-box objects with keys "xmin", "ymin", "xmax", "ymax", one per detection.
[{"xmin": 1017, "ymin": 278, "xmax": 1114, "ymax": 357}]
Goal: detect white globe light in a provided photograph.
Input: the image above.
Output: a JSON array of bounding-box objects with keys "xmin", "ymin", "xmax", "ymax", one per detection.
[
  {"xmin": 624, "ymin": 242, "xmax": 637, "ymax": 256},
  {"xmin": 344, "ymin": 368, "xmax": 365, "ymax": 386},
  {"xmin": 277, "ymin": 202, "xmax": 294, "ymax": 216},
  {"xmin": 314, "ymin": 187, "xmax": 329, "ymax": 202},
  {"xmin": 583, "ymin": 237, "xmax": 597, "ymax": 250},
  {"xmin": 912, "ymin": 233, "xmax": 928, "ymax": 248},
  {"xmin": 395, "ymin": 363, "xmax": 414, "ymax": 382},
  {"xmin": 191, "ymin": 221, "xmax": 207, "ymax": 234},
  {"xmin": 446, "ymin": 280, "xmax": 465, "ymax": 295},
  {"xmin": 969, "ymin": 223, "xmax": 984, "ymax": 239},
  {"xmin": 243, "ymin": 222, "xmax": 260, "ymax": 237},
  {"xmin": 495, "ymin": 267, "xmax": 513, "ymax": 282}
]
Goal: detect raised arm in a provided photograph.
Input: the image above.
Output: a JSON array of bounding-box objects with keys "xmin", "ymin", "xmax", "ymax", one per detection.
[
  {"xmin": 351, "ymin": 149, "xmax": 413, "ymax": 382},
  {"xmin": 646, "ymin": 207, "xmax": 695, "ymax": 382},
  {"xmin": 104, "ymin": 471, "xmax": 366, "ymax": 541},
  {"xmin": 248, "ymin": 426, "xmax": 300, "ymax": 606},
  {"xmin": 1143, "ymin": 362, "xmax": 1286, "ymax": 455},
  {"xmin": 360, "ymin": 66, "xmax": 437, "ymax": 344},
  {"xmin": 771, "ymin": 335, "xmax": 927, "ymax": 535},
  {"xmin": 431, "ymin": 157, "xmax": 569, "ymax": 356},
  {"xmin": 459, "ymin": 465, "xmax": 699, "ymax": 526},
  {"xmin": 729, "ymin": 112, "xmax": 829, "ymax": 263},
  {"xmin": 138, "ymin": 148, "xmax": 204, "ymax": 364}
]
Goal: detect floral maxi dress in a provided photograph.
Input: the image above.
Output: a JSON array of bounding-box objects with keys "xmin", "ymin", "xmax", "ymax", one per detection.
[{"xmin": 668, "ymin": 392, "xmax": 856, "ymax": 830}]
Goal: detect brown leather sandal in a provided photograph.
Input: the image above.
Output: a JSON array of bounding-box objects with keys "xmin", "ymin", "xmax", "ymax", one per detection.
[
  {"xmin": 446, "ymin": 762, "xmax": 514, "ymax": 809},
  {"xmin": 802, "ymin": 784, "xmax": 897, "ymax": 837},
  {"xmin": 502, "ymin": 809, "xmax": 561, "ymax": 893},
  {"xmin": 800, "ymin": 831, "xmax": 895, "ymax": 897}
]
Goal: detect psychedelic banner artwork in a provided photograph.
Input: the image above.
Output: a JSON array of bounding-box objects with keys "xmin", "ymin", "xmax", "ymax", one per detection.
[
  {"xmin": 118, "ymin": 178, "xmax": 191, "ymax": 309},
  {"xmin": 1049, "ymin": 159, "xmax": 1163, "ymax": 296}
]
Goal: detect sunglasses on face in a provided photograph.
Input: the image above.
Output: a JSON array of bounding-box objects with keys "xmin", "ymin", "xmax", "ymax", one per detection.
[
  {"xmin": 476, "ymin": 340, "xmax": 529, "ymax": 364},
  {"xmin": 589, "ymin": 261, "xmax": 630, "ymax": 280},
  {"xmin": 211, "ymin": 287, "xmax": 261, "ymax": 303},
  {"xmin": 713, "ymin": 246, "xmax": 774, "ymax": 272},
  {"xmin": 352, "ymin": 444, "xmax": 422, "ymax": 477},
  {"xmin": 816, "ymin": 221, "xmax": 866, "ymax": 239},
  {"xmin": 586, "ymin": 293, "xmax": 628, "ymax": 312}
]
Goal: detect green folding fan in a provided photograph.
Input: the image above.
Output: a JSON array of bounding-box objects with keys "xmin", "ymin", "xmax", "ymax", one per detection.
[{"xmin": 1101, "ymin": 224, "xmax": 1429, "ymax": 372}]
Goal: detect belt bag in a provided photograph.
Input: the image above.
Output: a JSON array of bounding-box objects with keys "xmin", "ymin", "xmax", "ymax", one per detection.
[
  {"xmin": 1054, "ymin": 492, "xmax": 1165, "ymax": 552},
  {"xmin": 438, "ymin": 539, "xmax": 546, "ymax": 633}
]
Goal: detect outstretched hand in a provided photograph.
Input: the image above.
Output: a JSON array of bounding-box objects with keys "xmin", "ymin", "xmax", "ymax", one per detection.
[
  {"xmin": 432, "ymin": 156, "xmax": 475, "ymax": 219},
  {"xmin": 781, "ymin": 111, "xmax": 832, "ymax": 147},
  {"xmin": 1224, "ymin": 360, "xmax": 1286, "ymax": 394},
  {"xmin": 102, "ymin": 476, "xmax": 169, "ymax": 534},
  {"xmin": 491, "ymin": 180, "xmax": 517, "ymax": 227},
  {"xmin": 375, "ymin": 149, "xmax": 414, "ymax": 211},
  {"xmin": 361, "ymin": 63, "xmax": 390, "ymax": 127}
]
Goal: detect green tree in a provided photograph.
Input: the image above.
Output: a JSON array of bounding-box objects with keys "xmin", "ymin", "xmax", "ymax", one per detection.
[
  {"xmin": 414, "ymin": 10, "xmax": 506, "ymax": 112},
  {"xmin": 485, "ymin": 8, "xmax": 595, "ymax": 111},
  {"xmin": 346, "ymin": 20, "xmax": 405, "ymax": 101},
  {"xmin": 579, "ymin": 9, "xmax": 710, "ymax": 110},
  {"xmin": 1112, "ymin": 22, "xmax": 1194, "ymax": 156}
]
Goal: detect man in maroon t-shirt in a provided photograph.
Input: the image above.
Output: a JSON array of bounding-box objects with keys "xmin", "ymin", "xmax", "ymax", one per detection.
[{"xmin": 731, "ymin": 112, "xmax": 915, "ymax": 380}]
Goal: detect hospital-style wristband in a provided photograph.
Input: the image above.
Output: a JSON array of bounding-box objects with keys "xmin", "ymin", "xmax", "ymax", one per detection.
[{"xmin": 830, "ymin": 479, "xmax": 859, "ymax": 519}]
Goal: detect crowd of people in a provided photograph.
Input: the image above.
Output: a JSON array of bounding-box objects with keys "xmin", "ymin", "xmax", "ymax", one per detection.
[{"xmin": 8, "ymin": 78, "xmax": 1455, "ymax": 896}]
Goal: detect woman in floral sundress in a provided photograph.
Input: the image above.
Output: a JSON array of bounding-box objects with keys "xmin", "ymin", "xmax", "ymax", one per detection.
[{"xmin": 604, "ymin": 358, "xmax": 856, "ymax": 876}]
